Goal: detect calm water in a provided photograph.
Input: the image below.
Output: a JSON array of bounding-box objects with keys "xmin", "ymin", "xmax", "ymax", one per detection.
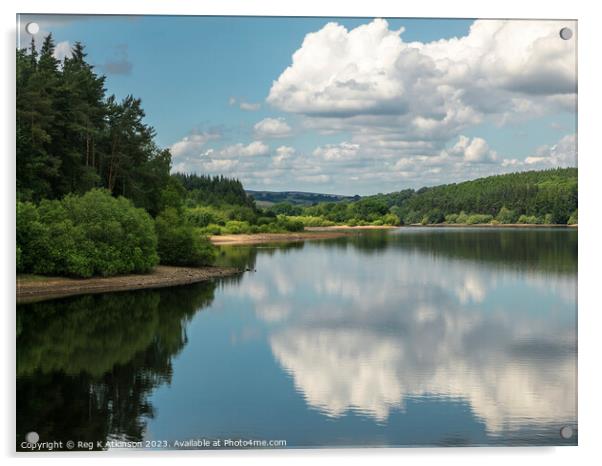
[{"xmin": 17, "ymin": 228, "xmax": 577, "ymax": 449}]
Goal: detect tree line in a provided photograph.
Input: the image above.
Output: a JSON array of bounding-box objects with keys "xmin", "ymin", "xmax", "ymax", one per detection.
[{"xmin": 265, "ymin": 168, "xmax": 578, "ymax": 226}]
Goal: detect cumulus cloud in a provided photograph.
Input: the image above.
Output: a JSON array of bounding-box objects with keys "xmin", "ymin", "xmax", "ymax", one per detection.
[
  {"xmin": 254, "ymin": 117, "xmax": 292, "ymax": 138},
  {"xmin": 503, "ymin": 134, "xmax": 576, "ymax": 169},
  {"xmin": 170, "ymin": 132, "xmax": 220, "ymax": 159},
  {"xmin": 447, "ymin": 136, "xmax": 497, "ymax": 163},
  {"xmin": 171, "ymin": 19, "xmax": 576, "ymax": 193},
  {"xmin": 229, "ymin": 96, "xmax": 261, "ymax": 111},
  {"xmin": 273, "ymin": 145, "xmax": 295, "ymax": 167},
  {"xmin": 260, "ymin": 19, "xmax": 576, "ymax": 191},
  {"xmin": 268, "ymin": 19, "xmax": 576, "ymax": 120},
  {"xmin": 313, "ymin": 142, "xmax": 360, "ymax": 161},
  {"xmin": 216, "ymin": 140, "xmax": 270, "ymax": 158}
]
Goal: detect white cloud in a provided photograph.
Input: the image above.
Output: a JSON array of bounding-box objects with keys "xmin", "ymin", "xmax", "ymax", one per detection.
[
  {"xmin": 229, "ymin": 96, "xmax": 261, "ymax": 111},
  {"xmin": 170, "ymin": 132, "xmax": 220, "ymax": 159},
  {"xmin": 273, "ymin": 145, "xmax": 295, "ymax": 167},
  {"xmin": 503, "ymin": 134, "xmax": 576, "ymax": 169},
  {"xmin": 53, "ymin": 40, "xmax": 72, "ymax": 61},
  {"xmin": 313, "ymin": 142, "xmax": 360, "ymax": 161},
  {"xmin": 254, "ymin": 117, "xmax": 292, "ymax": 138},
  {"xmin": 240, "ymin": 101, "xmax": 261, "ymax": 111},
  {"xmin": 263, "ymin": 18, "xmax": 576, "ymax": 190},
  {"xmin": 269, "ymin": 19, "xmax": 575, "ymax": 120},
  {"xmin": 216, "ymin": 140, "xmax": 270, "ymax": 158},
  {"xmin": 447, "ymin": 135, "xmax": 497, "ymax": 163}
]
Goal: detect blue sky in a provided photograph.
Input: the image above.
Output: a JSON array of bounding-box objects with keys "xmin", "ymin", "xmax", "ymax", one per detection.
[{"xmin": 18, "ymin": 15, "xmax": 577, "ymax": 195}]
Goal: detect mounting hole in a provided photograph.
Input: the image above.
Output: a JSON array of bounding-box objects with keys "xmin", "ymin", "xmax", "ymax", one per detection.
[
  {"xmin": 25, "ymin": 22, "xmax": 40, "ymax": 35},
  {"xmin": 559, "ymin": 27, "xmax": 573, "ymax": 40},
  {"xmin": 560, "ymin": 425, "xmax": 574, "ymax": 439}
]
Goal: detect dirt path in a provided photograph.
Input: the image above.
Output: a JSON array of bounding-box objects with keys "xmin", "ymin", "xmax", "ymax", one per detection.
[{"xmin": 16, "ymin": 265, "xmax": 240, "ymax": 304}]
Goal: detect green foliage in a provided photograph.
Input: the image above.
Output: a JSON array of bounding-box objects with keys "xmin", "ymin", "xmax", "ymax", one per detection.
[
  {"xmin": 496, "ymin": 206, "xmax": 518, "ymax": 224},
  {"xmin": 366, "ymin": 168, "xmax": 577, "ymax": 225},
  {"xmin": 155, "ymin": 208, "xmax": 216, "ymax": 266},
  {"xmin": 518, "ymin": 214, "xmax": 542, "ymax": 224},
  {"xmin": 466, "ymin": 214, "xmax": 494, "ymax": 225},
  {"xmin": 568, "ymin": 209, "xmax": 578, "ymax": 225},
  {"xmin": 445, "ymin": 213, "xmax": 459, "ymax": 224},
  {"xmin": 17, "ymin": 36, "xmax": 172, "ymax": 213},
  {"xmin": 175, "ymin": 173, "xmax": 255, "ymax": 208},
  {"xmin": 17, "ymin": 189, "xmax": 158, "ymax": 277}
]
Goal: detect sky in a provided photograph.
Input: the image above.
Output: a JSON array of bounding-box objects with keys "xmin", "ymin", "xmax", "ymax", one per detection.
[{"xmin": 17, "ymin": 15, "xmax": 577, "ymax": 195}]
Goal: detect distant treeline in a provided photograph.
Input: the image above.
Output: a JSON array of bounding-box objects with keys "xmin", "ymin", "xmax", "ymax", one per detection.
[
  {"xmin": 173, "ymin": 173, "xmax": 254, "ymax": 208},
  {"xmin": 380, "ymin": 168, "xmax": 578, "ymax": 225},
  {"xmin": 247, "ymin": 190, "xmax": 357, "ymax": 206},
  {"xmin": 266, "ymin": 168, "xmax": 578, "ymax": 226}
]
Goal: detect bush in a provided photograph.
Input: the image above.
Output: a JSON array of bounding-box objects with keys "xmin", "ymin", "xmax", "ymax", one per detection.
[
  {"xmin": 286, "ymin": 215, "xmax": 335, "ymax": 227},
  {"xmin": 222, "ymin": 220, "xmax": 251, "ymax": 234},
  {"xmin": 155, "ymin": 208, "xmax": 216, "ymax": 266},
  {"xmin": 517, "ymin": 214, "xmax": 539, "ymax": 224},
  {"xmin": 496, "ymin": 206, "xmax": 517, "ymax": 224},
  {"xmin": 17, "ymin": 189, "xmax": 158, "ymax": 277},
  {"xmin": 445, "ymin": 213, "xmax": 459, "ymax": 224},
  {"xmin": 456, "ymin": 211, "xmax": 469, "ymax": 224},
  {"xmin": 568, "ymin": 210, "xmax": 578, "ymax": 225},
  {"xmin": 185, "ymin": 206, "xmax": 228, "ymax": 227},
  {"xmin": 466, "ymin": 214, "xmax": 493, "ymax": 225},
  {"xmin": 381, "ymin": 213, "xmax": 401, "ymax": 226}
]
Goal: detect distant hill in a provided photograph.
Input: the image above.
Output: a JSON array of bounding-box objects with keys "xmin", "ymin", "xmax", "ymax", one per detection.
[{"xmin": 246, "ymin": 190, "xmax": 358, "ymax": 206}]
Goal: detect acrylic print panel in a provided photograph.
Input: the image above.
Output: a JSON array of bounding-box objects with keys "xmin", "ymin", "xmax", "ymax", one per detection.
[{"xmin": 16, "ymin": 14, "xmax": 577, "ymax": 451}]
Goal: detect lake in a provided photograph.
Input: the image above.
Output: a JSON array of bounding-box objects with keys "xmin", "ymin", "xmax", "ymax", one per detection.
[{"xmin": 16, "ymin": 227, "xmax": 578, "ymax": 449}]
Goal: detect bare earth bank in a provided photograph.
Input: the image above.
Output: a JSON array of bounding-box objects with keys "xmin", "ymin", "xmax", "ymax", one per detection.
[
  {"xmin": 210, "ymin": 226, "xmax": 396, "ymax": 245},
  {"xmin": 16, "ymin": 265, "xmax": 240, "ymax": 304}
]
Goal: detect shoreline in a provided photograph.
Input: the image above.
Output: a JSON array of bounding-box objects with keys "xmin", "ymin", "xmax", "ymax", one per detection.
[
  {"xmin": 406, "ymin": 223, "xmax": 577, "ymax": 228},
  {"xmin": 16, "ymin": 265, "xmax": 240, "ymax": 304},
  {"xmin": 209, "ymin": 223, "xmax": 575, "ymax": 245},
  {"xmin": 210, "ymin": 225, "xmax": 396, "ymax": 245}
]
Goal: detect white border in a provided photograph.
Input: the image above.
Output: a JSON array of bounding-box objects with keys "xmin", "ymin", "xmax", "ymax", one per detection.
[{"xmin": 2, "ymin": 1, "xmax": 601, "ymax": 465}]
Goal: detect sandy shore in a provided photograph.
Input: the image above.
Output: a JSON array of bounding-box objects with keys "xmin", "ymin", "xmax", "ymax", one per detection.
[
  {"xmin": 210, "ymin": 226, "xmax": 396, "ymax": 245},
  {"xmin": 210, "ymin": 231, "xmax": 349, "ymax": 245},
  {"xmin": 16, "ymin": 265, "xmax": 240, "ymax": 304}
]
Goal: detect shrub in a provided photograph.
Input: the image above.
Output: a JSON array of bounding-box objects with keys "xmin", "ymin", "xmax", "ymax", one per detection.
[
  {"xmin": 517, "ymin": 214, "xmax": 539, "ymax": 224},
  {"xmin": 222, "ymin": 220, "xmax": 251, "ymax": 234},
  {"xmin": 286, "ymin": 215, "xmax": 335, "ymax": 227},
  {"xmin": 17, "ymin": 189, "xmax": 159, "ymax": 277},
  {"xmin": 185, "ymin": 206, "xmax": 228, "ymax": 227},
  {"xmin": 155, "ymin": 208, "xmax": 216, "ymax": 266},
  {"xmin": 381, "ymin": 213, "xmax": 401, "ymax": 226},
  {"xmin": 456, "ymin": 211, "xmax": 469, "ymax": 224},
  {"xmin": 568, "ymin": 210, "xmax": 578, "ymax": 225},
  {"xmin": 445, "ymin": 213, "xmax": 459, "ymax": 224},
  {"xmin": 496, "ymin": 206, "xmax": 517, "ymax": 224},
  {"xmin": 466, "ymin": 214, "xmax": 493, "ymax": 225}
]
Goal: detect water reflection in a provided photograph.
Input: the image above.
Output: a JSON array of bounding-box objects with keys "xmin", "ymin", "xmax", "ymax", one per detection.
[
  {"xmin": 220, "ymin": 228, "xmax": 577, "ymax": 441},
  {"xmin": 17, "ymin": 283, "xmax": 216, "ymax": 450},
  {"xmin": 16, "ymin": 228, "xmax": 577, "ymax": 448}
]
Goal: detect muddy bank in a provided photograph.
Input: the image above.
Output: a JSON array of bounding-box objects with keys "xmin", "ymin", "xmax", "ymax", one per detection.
[{"xmin": 16, "ymin": 265, "xmax": 240, "ymax": 304}]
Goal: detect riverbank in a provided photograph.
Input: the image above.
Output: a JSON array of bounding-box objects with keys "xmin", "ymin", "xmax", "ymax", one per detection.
[
  {"xmin": 16, "ymin": 265, "xmax": 240, "ymax": 304},
  {"xmin": 407, "ymin": 223, "xmax": 577, "ymax": 228},
  {"xmin": 210, "ymin": 225, "xmax": 396, "ymax": 245}
]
